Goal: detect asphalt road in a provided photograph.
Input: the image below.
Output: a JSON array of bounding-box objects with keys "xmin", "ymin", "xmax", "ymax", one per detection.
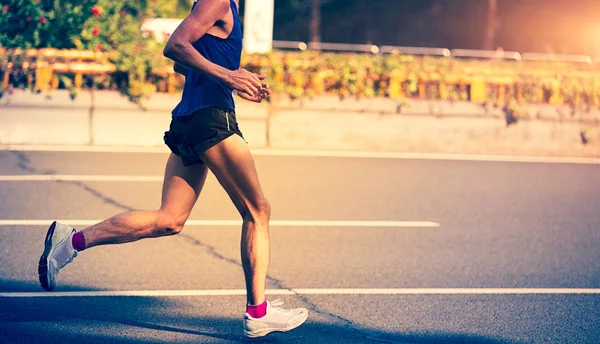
[{"xmin": 1, "ymin": 150, "xmax": 599, "ymax": 343}]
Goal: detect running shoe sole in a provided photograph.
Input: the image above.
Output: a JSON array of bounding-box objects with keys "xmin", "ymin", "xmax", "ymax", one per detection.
[
  {"xmin": 38, "ymin": 221, "xmax": 57, "ymax": 291},
  {"xmin": 244, "ymin": 311, "xmax": 309, "ymax": 338}
]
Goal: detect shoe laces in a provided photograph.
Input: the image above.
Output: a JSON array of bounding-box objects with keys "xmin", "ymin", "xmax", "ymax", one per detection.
[
  {"xmin": 270, "ymin": 299, "xmax": 292, "ymax": 314},
  {"xmin": 68, "ymin": 250, "xmax": 78, "ymax": 263},
  {"xmin": 59, "ymin": 248, "xmax": 77, "ymax": 270},
  {"xmin": 53, "ymin": 233, "xmax": 78, "ymax": 270}
]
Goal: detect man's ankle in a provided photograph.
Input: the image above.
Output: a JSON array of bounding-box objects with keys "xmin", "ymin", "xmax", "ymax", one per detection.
[
  {"xmin": 246, "ymin": 300, "xmax": 267, "ymax": 318},
  {"xmin": 72, "ymin": 231, "xmax": 86, "ymax": 251}
]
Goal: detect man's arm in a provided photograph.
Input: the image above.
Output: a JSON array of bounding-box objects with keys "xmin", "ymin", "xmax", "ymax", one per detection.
[{"xmin": 163, "ymin": 0, "xmax": 262, "ymax": 96}]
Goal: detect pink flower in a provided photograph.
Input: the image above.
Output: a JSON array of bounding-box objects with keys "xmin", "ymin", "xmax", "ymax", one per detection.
[
  {"xmin": 91, "ymin": 6, "xmax": 102, "ymax": 16},
  {"xmin": 39, "ymin": 16, "xmax": 46, "ymax": 24},
  {"xmin": 96, "ymin": 43, "xmax": 102, "ymax": 51},
  {"xmin": 92, "ymin": 26, "xmax": 100, "ymax": 36},
  {"xmin": 134, "ymin": 45, "xmax": 141, "ymax": 51},
  {"xmin": 2, "ymin": 5, "xmax": 8, "ymax": 13}
]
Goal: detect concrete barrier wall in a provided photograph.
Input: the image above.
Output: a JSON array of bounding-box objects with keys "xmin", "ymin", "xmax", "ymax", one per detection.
[
  {"xmin": 268, "ymin": 110, "xmax": 599, "ymax": 157},
  {"xmin": 0, "ymin": 90, "xmax": 268, "ymax": 147},
  {"xmin": 0, "ymin": 108, "xmax": 90, "ymax": 145},
  {"xmin": 91, "ymin": 110, "xmax": 268, "ymax": 147},
  {"xmin": 1, "ymin": 90, "xmax": 599, "ymax": 157}
]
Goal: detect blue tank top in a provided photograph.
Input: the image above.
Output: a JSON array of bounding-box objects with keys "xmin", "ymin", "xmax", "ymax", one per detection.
[{"xmin": 172, "ymin": 0, "xmax": 242, "ymax": 118}]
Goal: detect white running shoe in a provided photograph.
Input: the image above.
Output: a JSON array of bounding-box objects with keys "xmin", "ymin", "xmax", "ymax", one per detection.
[
  {"xmin": 38, "ymin": 221, "xmax": 78, "ymax": 291},
  {"xmin": 243, "ymin": 300, "xmax": 309, "ymax": 338}
]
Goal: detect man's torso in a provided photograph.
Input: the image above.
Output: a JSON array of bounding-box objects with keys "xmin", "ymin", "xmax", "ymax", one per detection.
[{"xmin": 172, "ymin": 0, "xmax": 243, "ymax": 118}]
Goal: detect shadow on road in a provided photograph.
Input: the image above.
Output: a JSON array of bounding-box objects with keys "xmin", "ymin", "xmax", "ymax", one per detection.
[
  {"xmin": 0, "ymin": 280, "xmax": 516, "ymax": 344},
  {"xmin": 0, "ymin": 279, "xmax": 102, "ymax": 292}
]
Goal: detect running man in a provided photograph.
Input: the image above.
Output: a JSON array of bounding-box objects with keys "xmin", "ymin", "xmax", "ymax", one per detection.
[{"xmin": 37, "ymin": 0, "xmax": 308, "ymax": 338}]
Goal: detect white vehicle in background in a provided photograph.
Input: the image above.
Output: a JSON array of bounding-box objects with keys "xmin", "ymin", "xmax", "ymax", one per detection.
[
  {"xmin": 141, "ymin": 0, "xmax": 274, "ymax": 53},
  {"xmin": 141, "ymin": 18, "xmax": 182, "ymax": 43}
]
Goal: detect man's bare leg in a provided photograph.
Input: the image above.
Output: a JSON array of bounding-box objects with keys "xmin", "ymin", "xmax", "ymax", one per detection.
[
  {"xmin": 200, "ymin": 135, "xmax": 270, "ymax": 305},
  {"xmin": 82, "ymin": 153, "xmax": 208, "ymax": 248},
  {"xmin": 38, "ymin": 153, "xmax": 208, "ymax": 291}
]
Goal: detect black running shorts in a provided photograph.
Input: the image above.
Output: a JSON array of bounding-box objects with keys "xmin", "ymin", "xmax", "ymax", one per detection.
[{"xmin": 163, "ymin": 107, "xmax": 244, "ymax": 166}]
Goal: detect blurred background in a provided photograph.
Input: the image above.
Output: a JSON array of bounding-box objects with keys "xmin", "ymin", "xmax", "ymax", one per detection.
[
  {"xmin": 274, "ymin": 0, "xmax": 600, "ymax": 54},
  {"xmin": 1, "ymin": 0, "xmax": 600, "ymax": 156}
]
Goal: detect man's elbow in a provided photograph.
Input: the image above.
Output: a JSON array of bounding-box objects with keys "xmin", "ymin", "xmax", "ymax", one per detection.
[
  {"xmin": 163, "ymin": 40, "xmax": 183, "ymax": 59},
  {"xmin": 163, "ymin": 43, "xmax": 175, "ymax": 59}
]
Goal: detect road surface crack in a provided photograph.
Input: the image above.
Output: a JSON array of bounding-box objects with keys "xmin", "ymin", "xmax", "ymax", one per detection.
[
  {"xmin": 12, "ymin": 151, "xmax": 55, "ymax": 174},
  {"xmin": 12, "ymin": 151, "xmax": 136, "ymax": 212},
  {"xmin": 178, "ymin": 233, "xmax": 397, "ymax": 344}
]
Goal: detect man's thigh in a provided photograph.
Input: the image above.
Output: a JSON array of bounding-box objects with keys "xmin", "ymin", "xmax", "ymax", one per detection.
[
  {"xmin": 200, "ymin": 134, "xmax": 267, "ymax": 215},
  {"xmin": 160, "ymin": 153, "xmax": 209, "ymax": 220}
]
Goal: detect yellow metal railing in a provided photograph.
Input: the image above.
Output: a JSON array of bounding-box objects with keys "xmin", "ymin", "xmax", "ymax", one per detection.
[
  {"xmin": 3, "ymin": 48, "xmax": 600, "ymax": 107},
  {"xmin": 1, "ymin": 48, "xmax": 179, "ymax": 92}
]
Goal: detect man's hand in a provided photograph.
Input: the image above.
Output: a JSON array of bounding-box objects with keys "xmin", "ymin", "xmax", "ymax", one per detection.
[
  {"xmin": 237, "ymin": 80, "xmax": 271, "ymax": 103},
  {"xmin": 224, "ymin": 69, "xmax": 267, "ymax": 99}
]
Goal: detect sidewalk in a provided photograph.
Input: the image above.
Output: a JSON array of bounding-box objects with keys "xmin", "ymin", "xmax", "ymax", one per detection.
[{"xmin": 1, "ymin": 90, "xmax": 598, "ymax": 158}]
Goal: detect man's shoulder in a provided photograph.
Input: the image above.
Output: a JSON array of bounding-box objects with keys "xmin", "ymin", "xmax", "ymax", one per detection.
[{"xmin": 193, "ymin": 0, "xmax": 230, "ymax": 10}]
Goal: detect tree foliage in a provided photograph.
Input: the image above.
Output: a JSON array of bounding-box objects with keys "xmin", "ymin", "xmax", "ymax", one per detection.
[
  {"xmin": 0, "ymin": 0, "xmax": 96, "ymax": 48},
  {"xmin": 0, "ymin": 0, "xmax": 183, "ymax": 104}
]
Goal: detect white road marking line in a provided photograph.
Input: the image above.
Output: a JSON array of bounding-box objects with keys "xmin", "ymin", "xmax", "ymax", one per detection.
[
  {"xmin": 1, "ymin": 288, "xmax": 599, "ymax": 298},
  {"xmin": 293, "ymin": 288, "xmax": 600, "ymax": 295},
  {"xmin": 0, "ymin": 219, "xmax": 440, "ymax": 228},
  {"xmin": 0, "ymin": 175, "xmax": 163, "ymax": 182},
  {"xmin": 259, "ymin": 150, "xmax": 600, "ymax": 165},
  {"xmin": 1, "ymin": 145, "xmax": 171, "ymax": 153},
  {"xmin": 2, "ymin": 144, "xmax": 599, "ymax": 164}
]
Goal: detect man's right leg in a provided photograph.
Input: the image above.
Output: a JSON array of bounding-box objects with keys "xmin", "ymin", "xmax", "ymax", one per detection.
[
  {"xmin": 199, "ymin": 134, "xmax": 308, "ymax": 338},
  {"xmin": 38, "ymin": 153, "xmax": 208, "ymax": 291}
]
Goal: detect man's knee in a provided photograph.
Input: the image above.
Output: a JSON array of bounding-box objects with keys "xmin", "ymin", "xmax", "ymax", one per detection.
[
  {"xmin": 156, "ymin": 210, "xmax": 187, "ymax": 235},
  {"xmin": 244, "ymin": 198, "xmax": 271, "ymax": 224},
  {"xmin": 260, "ymin": 199, "xmax": 271, "ymax": 220}
]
